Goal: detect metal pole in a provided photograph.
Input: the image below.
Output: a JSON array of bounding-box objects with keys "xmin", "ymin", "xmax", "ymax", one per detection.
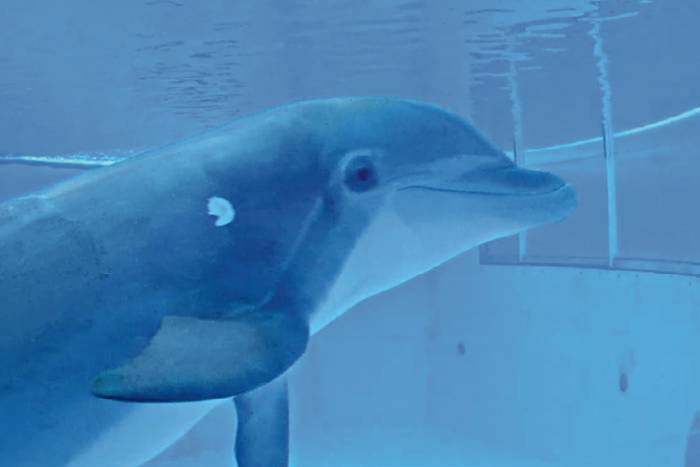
[
  {"xmin": 590, "ymin": 16, "xmax": 618, "ymax": 268},
  {"xmin": 508, "ymin": 57, "xmax": 527, "ymax": 262}
]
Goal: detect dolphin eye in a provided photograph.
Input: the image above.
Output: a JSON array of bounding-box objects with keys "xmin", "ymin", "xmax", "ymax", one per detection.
[{"xmin": 344, "ymin": 156, "xmax": 378, "ymax": 192}]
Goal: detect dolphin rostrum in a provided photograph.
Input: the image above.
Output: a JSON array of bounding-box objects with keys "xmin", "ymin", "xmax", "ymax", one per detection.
[{"xmin": 0, "ymin": 97, "xmax": 576, "ymax": 466}]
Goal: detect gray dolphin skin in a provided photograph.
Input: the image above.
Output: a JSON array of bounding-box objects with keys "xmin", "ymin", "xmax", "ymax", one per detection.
[{"xmin": 0, "ymin": 97, "xmax": 576, "ymax": 467}]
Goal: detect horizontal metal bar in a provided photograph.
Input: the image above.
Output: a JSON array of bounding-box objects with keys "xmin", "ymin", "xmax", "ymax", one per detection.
[{"xmin": 479, "ymin": 252, "xmax": 700, "ymax": 278}]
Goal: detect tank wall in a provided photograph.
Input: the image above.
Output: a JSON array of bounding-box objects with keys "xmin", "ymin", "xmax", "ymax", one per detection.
[{"xmin": 289, "ymin": 251, "xmax": 700, "ymax": 467}]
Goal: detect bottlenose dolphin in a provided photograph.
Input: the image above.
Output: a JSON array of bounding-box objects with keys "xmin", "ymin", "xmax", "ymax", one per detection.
[{"xmin": 0, "ymin": 97, "xmax": 576, "ymax": 466}]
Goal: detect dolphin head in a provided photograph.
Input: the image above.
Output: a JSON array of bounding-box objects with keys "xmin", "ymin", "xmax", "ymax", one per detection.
[
  {"xmin": 294, "ymin": 98, "xmax": 577, "ymax": 325},
  {"xmin": 303, "ymin": 97, "xmax": 576, "ymax": 253}
]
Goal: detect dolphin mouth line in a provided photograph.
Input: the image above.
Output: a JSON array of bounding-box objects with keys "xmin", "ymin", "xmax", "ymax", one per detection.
[{"xmin": 398, "ymin": 183, "xmax": 571, "ymax": 197}]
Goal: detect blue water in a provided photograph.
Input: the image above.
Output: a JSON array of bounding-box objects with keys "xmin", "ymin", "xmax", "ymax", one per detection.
[{"xmin": 2, "ymin": 1, "xmax": 699, "ymax": 466}]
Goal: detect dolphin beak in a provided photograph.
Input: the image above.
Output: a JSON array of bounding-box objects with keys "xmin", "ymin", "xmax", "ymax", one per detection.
[
  {"xmin": 465, "ymin": 163, "xmax": 577, "ymax": 218},
  {"xmin": 397, "ymin": 158, "xmax": 577, "ymax": 224},
  {"xmin": 402, "ymin": 163, "xmax": 569, "ymax": 198},
  {"xmin": 393, "ymin": 158, "xmax": 577, "ymax": 234},
  {"xmin": 402, "ymin": 161, "xmax": 577, "ymax": 223},
  {"xmin": 459, "ymin": 165, "xmax": 568, "ymax": 197}
]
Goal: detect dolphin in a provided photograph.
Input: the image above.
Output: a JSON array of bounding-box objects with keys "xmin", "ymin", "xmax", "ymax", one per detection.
[{"xmin": 0, "ymin": 97, "xmax": 576, "ymax": 467}]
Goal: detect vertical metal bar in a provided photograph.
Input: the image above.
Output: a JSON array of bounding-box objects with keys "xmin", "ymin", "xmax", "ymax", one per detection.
[
  {"xmin": 508, "ymin": 57, "xmax": 527, "ymax": 262},
  {"xmin": 513, "ymin": 138, "xmax": 528, "ymax": 261},
  {"xmin": 590, "ymin": 16, "xmax": 618, "ymax": 268},
  {"xmin": 602, "ymin": 121, "xmax": 618, "ymax": 267}
]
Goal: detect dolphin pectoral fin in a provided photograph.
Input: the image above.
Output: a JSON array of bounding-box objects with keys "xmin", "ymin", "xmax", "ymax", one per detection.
[
  {"xmin": 234, "ymin": 376, "xmax": 289, "ymax": 467},
  {"xmin": 91, "ymin": 310, "xmax": 308, "ymax": 402}
]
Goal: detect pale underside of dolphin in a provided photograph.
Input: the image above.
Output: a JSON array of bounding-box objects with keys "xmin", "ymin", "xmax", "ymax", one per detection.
[{"xmin": 0, "ymin": 97, "xmax": 576, "ymax": 467}]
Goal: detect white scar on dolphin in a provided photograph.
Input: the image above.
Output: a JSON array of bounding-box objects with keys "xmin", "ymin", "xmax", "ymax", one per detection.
[
  {"xmin": 207, "ymin": 196, "xmax": 235, "ymax": 226},
  {"xmin": 0, "ymin": 97, "xmax": 576, "ymax": 467}
]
